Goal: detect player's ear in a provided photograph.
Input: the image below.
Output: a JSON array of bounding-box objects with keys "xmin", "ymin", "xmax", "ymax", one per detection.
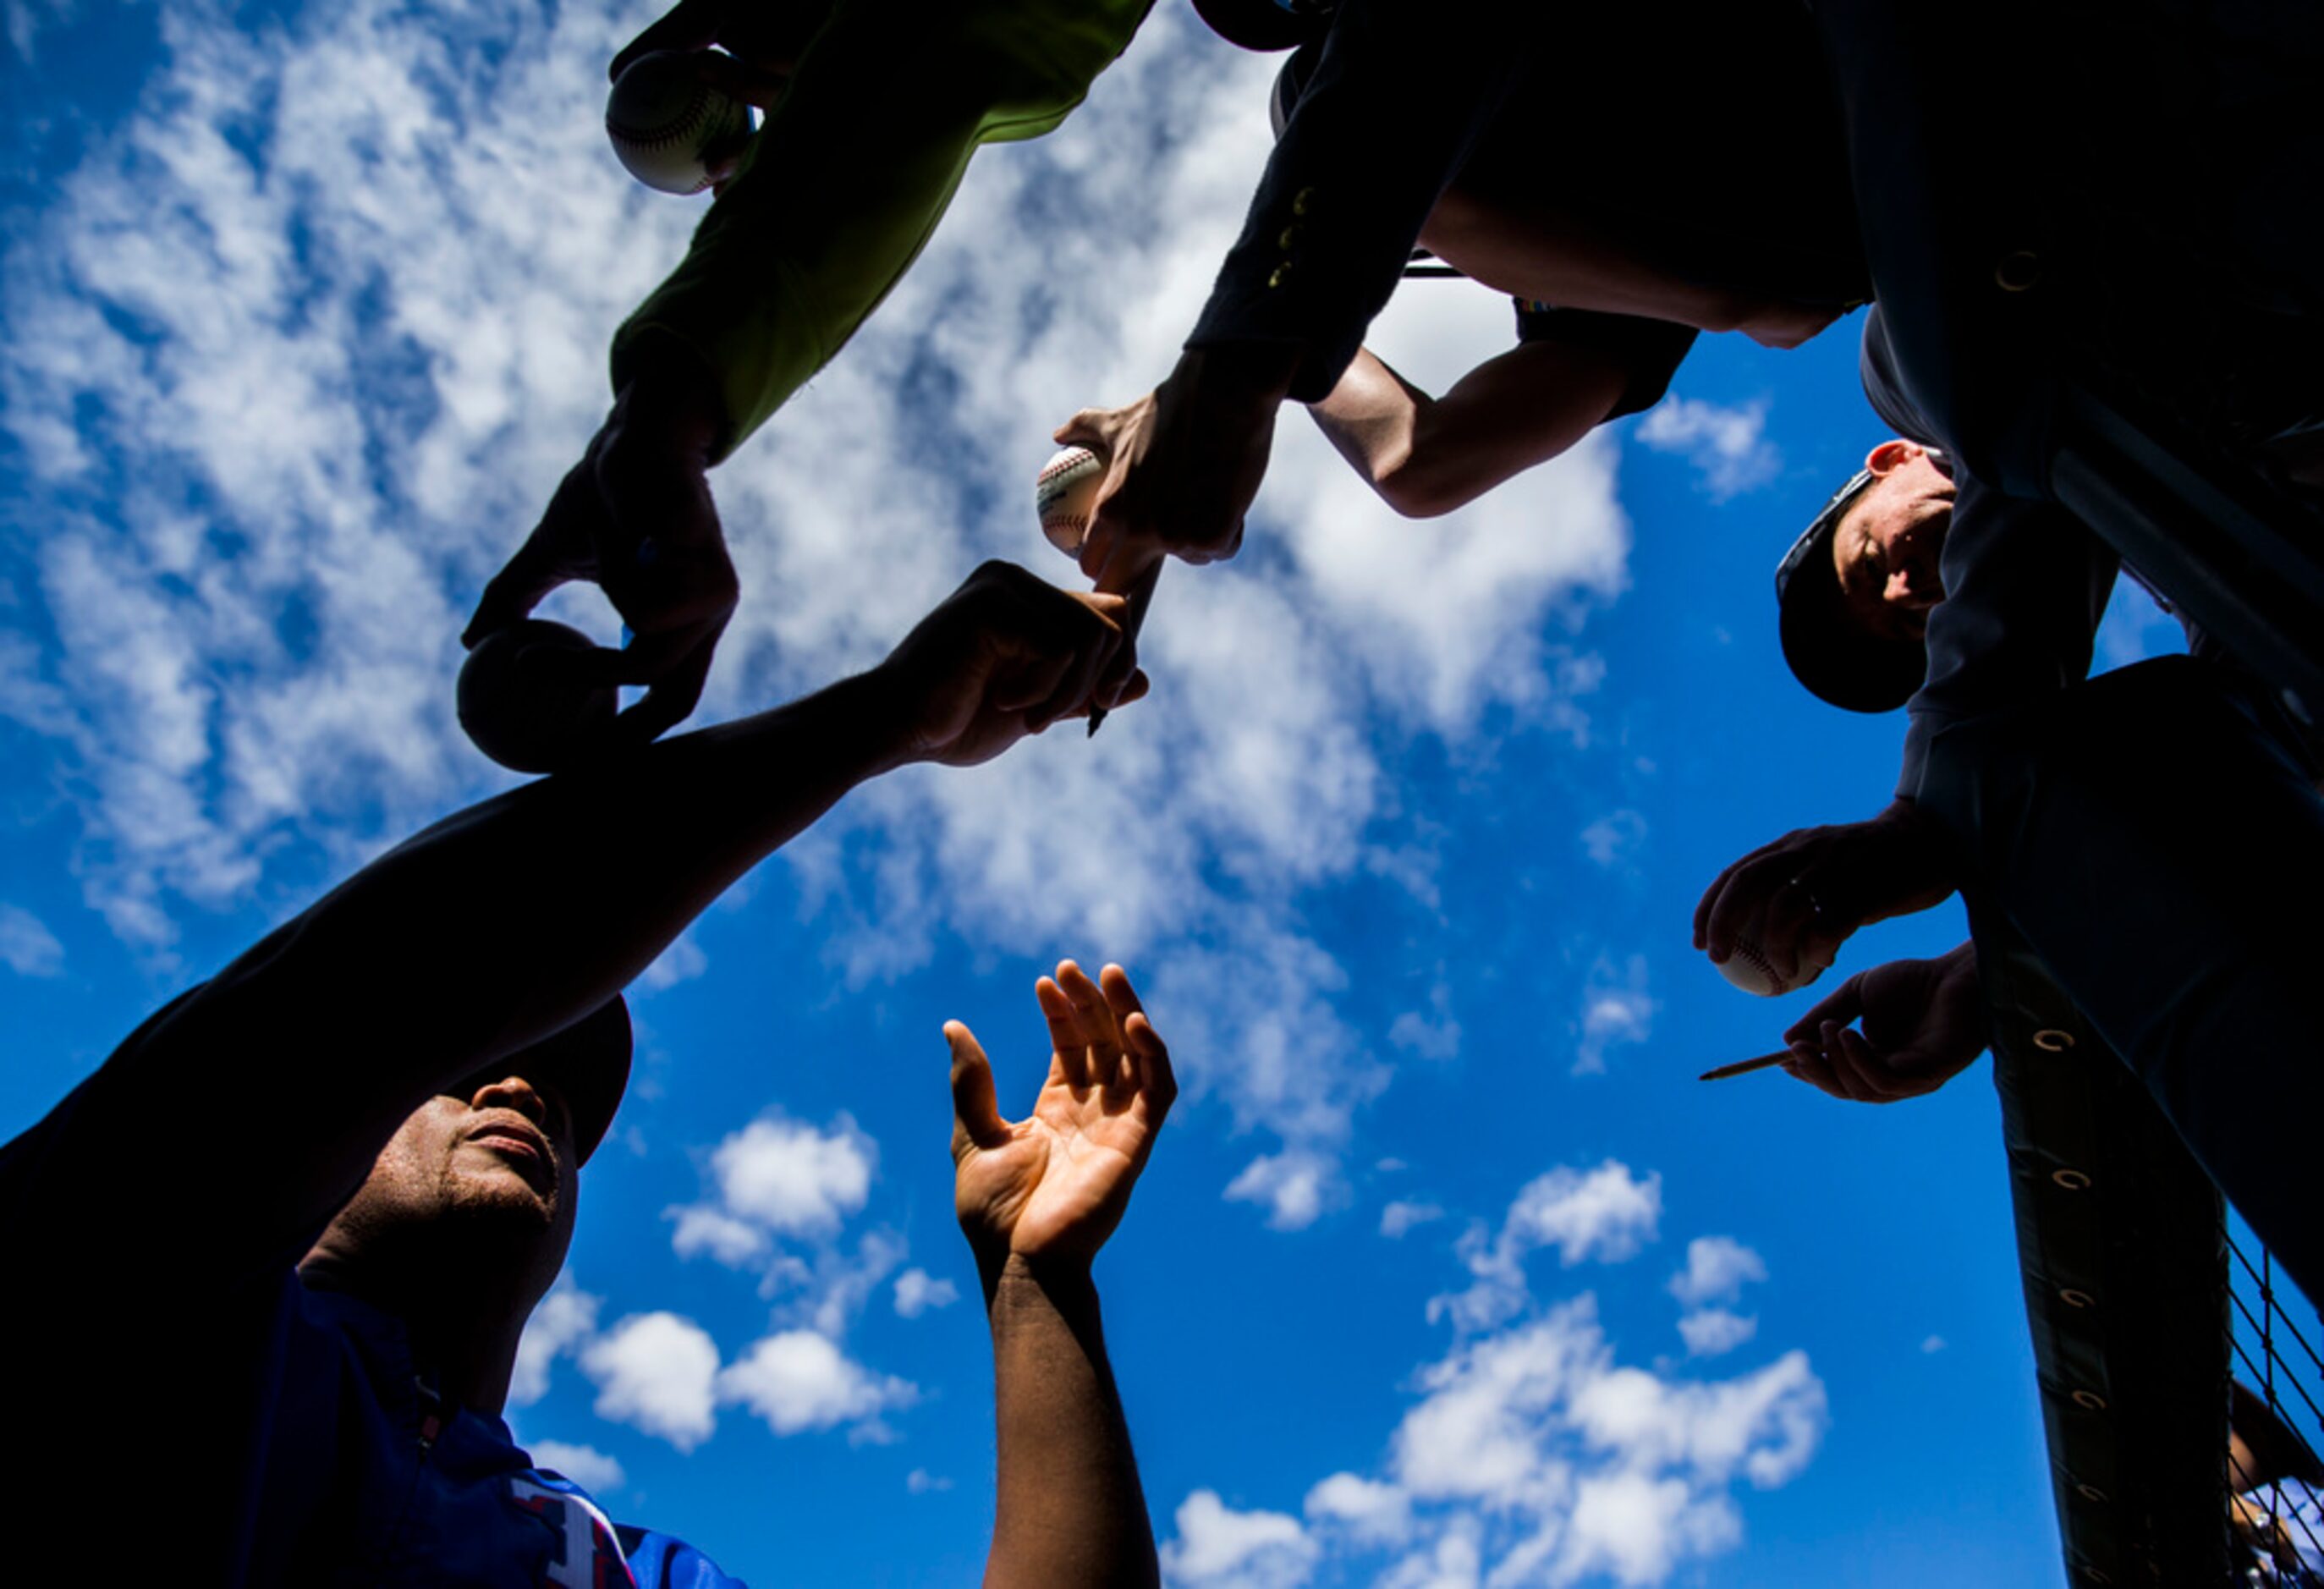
[{"xmin": 1863, "ymin": 438, "xmax": 1920, "ymax": 477}]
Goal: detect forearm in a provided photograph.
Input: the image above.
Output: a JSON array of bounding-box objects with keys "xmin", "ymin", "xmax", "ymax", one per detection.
[
  {"xmin": 1310, "ymin": 342, "xmax": 1624, "ymax": 517},
  {"xmin": 277, "ymin": 669, "xmax": 905, "ymax": 1067},
  {"xmin": 983, "ymin": 1256, "xmax": 1157, "ymax": 1589}
]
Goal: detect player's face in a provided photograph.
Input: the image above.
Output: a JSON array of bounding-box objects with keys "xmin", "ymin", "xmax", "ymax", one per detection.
[
  {"xmin": 1832, "ymin": 455, "xmax": 1953, "ymax": 642},
  {"xmin": 348, "ymin": 1068, "xmax": 582, "ymax": 1270}
]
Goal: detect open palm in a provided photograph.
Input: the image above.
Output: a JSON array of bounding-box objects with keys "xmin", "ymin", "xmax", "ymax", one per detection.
[{"xmin": 951, "ymin": 962, "xmax": 1176, "ymax": 1266}]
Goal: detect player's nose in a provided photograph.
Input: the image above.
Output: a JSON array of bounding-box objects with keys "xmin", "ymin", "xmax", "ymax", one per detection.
[{"xmin": 469, "ymin": 1072, "xmax": 549, "ymax": 1127}]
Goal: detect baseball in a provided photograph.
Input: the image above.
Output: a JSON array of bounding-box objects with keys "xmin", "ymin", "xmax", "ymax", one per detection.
[
  {"xmin": 606, "ymin": 51, "xmax": 756, "ymax": 195},
  {"xmin": 1036, "ymin": 445, "xmax": 1107, "ymax": 558},
  {"xmin": 1715, "ymin": 932, "xmax": 1836, "ymax": 998},
  {"xmin": 458, "ymin": 619, "xmax": 619, "ymax": 774}
]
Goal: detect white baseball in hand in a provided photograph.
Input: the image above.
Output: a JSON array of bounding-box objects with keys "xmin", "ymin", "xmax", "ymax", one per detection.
[
  {"xmin": 1036, "ymin": 445, "xmax": 1106, "ymax": 558},
  {"xmin": 606, "ymin": 51, "xmax": 755, "ymax": 195},
  {"xmin": 1716, "ymin": 932, "xmax": 1836, "ymax": 998}
]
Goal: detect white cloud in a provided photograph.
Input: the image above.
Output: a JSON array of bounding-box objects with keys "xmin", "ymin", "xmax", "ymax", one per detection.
[
  {"xmin": 1162, "ymin": 1490, "xmax": 1319, "ymax": 1589},
  {"xmin": 717, "ymin": 1329, "xmax": 918, "ymax": 1439},
  {"xmin": 1574, "ymin": 955, "xmax": 1656, "ymax": 1075},
  {"xmin": 1431, "ymin": 1162, "xmax": 1662, "ymax": 1334},
  {"xmin": 1578, "ymin": 810, "xmax": 1647, "ymax": 871},
  {"xmin": 1390, "ymin": 983, "xmax": 1462, "ymax": 1062},
  {"xmin": 1667, "ymin": 1237, "xmax": 1768, "ymax": 1308},
  {"xmin": 1305, "ymin": 1472, "xmax": 1413, "ymax": 1546},
  {"xmin": 580, "ymin": 1311, "xmax": 721, "ymax": 1452},
  {"xmin": 907, "ymin": 1469, "xmax": 954, "ymax": 1495},
  {"xmin": 1921, "ymin": 1334, "xmax": 1947, "ymax": 1354},
  {"xmin": 0, "ymin": 904, "xmax": 65, "ymax": 976},
  {"xmin": 636, "ymin": 932, "xmax": 708, "ymax": 993},
  {"xmin": 893, "ymin": 1267, "xmax": 959, "ymax": 1318},
  {"xmin": 668, "ymin": 1205, "xmax": 768, "ymax": 1267},
  {"xmin": 1382, "ymin": 1200, "xmax": 1446, "ymax": 1240},
  {"xmin": 509, "ymin": 1275, "xmax": 600, "ymax": 1407},
  {"xmin": 707, "ymin": 1114, "xmax": 876, "ymax": 1237},
  {"xmin": 1634, "ymin": 396, "xmax": 1781, "ymax": 502},
  {"xmin": 668, "ymin": 1114, "xmax": 876, "ymax": 1268},
  {"xmin": 1226, "ymin": 1148, "xmax": 1343, "ymax": 1232},
  {"xmin": 530, "ymin": 1439, "xmax": 625, "ymax": 1496},
  {"xmin": 1676, "ymin": 1309, "xmax": 1759, "ymax": 1359}
]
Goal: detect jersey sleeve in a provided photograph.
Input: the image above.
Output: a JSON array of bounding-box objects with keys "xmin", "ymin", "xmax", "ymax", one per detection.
[
  {"xmin": 616, "ymin": 1525, "xmax": 755, "ymax": 1589},
  {"xmin": 1186, "ymin": 0, "xmax": 1543, "ymax": 403},
  {"xmin": 610, "ymin": 0, "xmax": 1152, "ymax": 463},
  {"xmin": 1513, "ymin": 300, "xmax": 1698, "ymax": 420}
]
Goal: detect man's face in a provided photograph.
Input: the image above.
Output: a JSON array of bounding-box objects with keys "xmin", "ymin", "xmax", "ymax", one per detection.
[
  {"xmin": 1832, "ymin": 452, "xmax": 1953, "ymax": 642},
  {"xmin": 321, "ymin": 1068, "xmax": 581, "ymax": 1289}
]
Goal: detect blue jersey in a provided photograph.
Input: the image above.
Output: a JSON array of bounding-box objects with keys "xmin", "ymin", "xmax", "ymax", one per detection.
[{"xmin": 0, "ymin": 992, "xmax": 748, "ymax": 1587}]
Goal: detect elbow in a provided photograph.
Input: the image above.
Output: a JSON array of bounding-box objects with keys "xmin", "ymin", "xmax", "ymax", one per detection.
[{"xmin": 1372, "ymin": 456, "xmax": 1473, "ymax": 520}]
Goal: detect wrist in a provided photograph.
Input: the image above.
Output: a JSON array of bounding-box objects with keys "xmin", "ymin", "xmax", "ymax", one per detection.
[
  {"xmin": 1172, "ymin": 342, "xmax": 1301, "ymax": 413},
  {"xmin": 982, "ymin": 1249, "xmax": 1098, "ymax": 1311}
]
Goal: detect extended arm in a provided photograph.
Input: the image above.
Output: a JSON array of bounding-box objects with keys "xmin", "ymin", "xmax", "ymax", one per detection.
[
  {"xmin": 1776, "ymin": 940, "xmax": 1986, "ymax": 1102},
  {"xmin": 30, "ymin": 564, "xmax": 1144, "ymax": 1265},
  {"xmin": 1308, "ymin": 342, "xmax": 1630, "ymax": 518},
  {"xmin": 951, "ymin": 963, "xmax": 1174, "ymax": 1587}
]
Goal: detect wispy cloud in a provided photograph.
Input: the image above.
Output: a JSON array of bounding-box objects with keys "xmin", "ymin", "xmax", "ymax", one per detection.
[
  {"xmin": 1167, "ymin": 1185, "xmax": 1823, "ymax": 1587},
  {"xmin": 1635, "ymin": 395, "xmax": 1782, "ymax": 502},
  {"xmin": 0, "ymin": 903, "xmax": 65, "ymax": 976}
]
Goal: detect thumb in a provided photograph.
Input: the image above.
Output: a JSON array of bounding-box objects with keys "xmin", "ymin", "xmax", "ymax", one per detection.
[
  {"xmin": 947, "ymin": 1021, "xmax": 1010, "ymax": 1153},
  {"xmin": 1053, "ymin": 409, "xmax": 1109, "ymax": 448}
]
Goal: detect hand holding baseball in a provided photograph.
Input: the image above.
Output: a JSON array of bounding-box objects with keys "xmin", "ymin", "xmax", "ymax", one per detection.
[{"xmin": 1693, "ymin": 799, "xmax": 1955, "ymax": 997}]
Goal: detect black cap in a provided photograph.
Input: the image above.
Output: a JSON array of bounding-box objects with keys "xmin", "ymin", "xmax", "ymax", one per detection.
[
  {"xmin": 1191, "ymin": 0, "xmax": 1332, "ymax": 51},
  {"xmin": 1775, "ymin": 469, "xmax": 1929, "ymax": 713}
]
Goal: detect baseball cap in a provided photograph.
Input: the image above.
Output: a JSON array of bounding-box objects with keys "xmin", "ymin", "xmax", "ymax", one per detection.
[
  {"xmin": 1191, "ymin": 0, "xmax": 1332, "ymax": 52},
  {"xmin": 484, "ymin": 997, "xmax": 633, "ymax": 1167},
  {"xmin": 1775, "ymin": 467, "xmax": 1930, "ymax": 713}
]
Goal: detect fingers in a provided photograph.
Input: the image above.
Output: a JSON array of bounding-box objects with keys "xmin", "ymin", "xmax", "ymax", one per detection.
[
  {"xmin": 1105, "ymin": 965, "xmax": 1179, "ymax": 1118},
  {"xmin": 612, "ymin": 627, "xmax": 721, "ymax": 747},
  {"xmin": 947, "ymin": 1020, "xmax": 1012, "ymax": 1152},
  {"xmin": 1035, "ymin": 975, "xmax": 1091, "ymax": 1090},
  {"xmin": 1784, "ymin": 971, "xmax": 1869, "ymax": 1048},
  {"xmin": 1055, "ymin": 960, "xmax": 1128, "ymax": 1085},
  {"xmin": 1053, "ymin": 407, "xmax": 1116, "ymax": 449},
  {"xmin": 465, "ymin": 468, "xmax": 604, "ymax": 644},
  {"xmin": 612, "ymin": 0, "xmax": 725, "ymax": 79},
  {"xmin": 691, "ymin": 48, "xmax": 788, "ymax": 109}
]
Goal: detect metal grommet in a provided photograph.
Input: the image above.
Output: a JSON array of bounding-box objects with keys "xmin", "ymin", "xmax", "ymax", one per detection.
[
  {"xmin": 2072, "ymin": 1389, "xmax": 2108, "ymax": 1412},
  {"xmin": 2076, "ymin": 1482, "xmax": 2109, "ymax": 1504},
  {"xmin": 1267, "ymin": 264, "xmax": 1291, "ymax": 289},
  {"xmin": 2060, "ymin": 1288, "xmax": 2096, "ymax": 1309},
  {"xmin": 2033, "ymin": 1028, "xmax": 2077, "ymax": 1053},
  {"xmin": 2052, "ymin": 1168, "xmax": 2093, "ymax": 1190},
  {"xmin": 1277, "ymin": 226, "xmax": 1300, "ymax": 250},
  {"xmin": 1292, "ymin": 186, "xmax": 1317, "ymax": 217},
  {"xmin": 1996, "ymin": 250, "xmax": 2043, "ymax": 291}
]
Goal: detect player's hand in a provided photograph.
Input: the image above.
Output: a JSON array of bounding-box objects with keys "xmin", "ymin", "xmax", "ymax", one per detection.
[
  {"xmin": 1054, "ymin": 344, "xmax": 1300, "ymax": 597},
  {"xmin": 950, "ymin": 962, "xmax": 1176, "ymax": 1271},
  {"xmin": 1695, "ymin": 798, "xmax": 1956, "ymax": 978},
  {"xmin": 610, "ymin": 0, "xmax": 823, "ymax": 102},
  {"xmin": 1777, "ymin": 943, "xmax": 1986, "ymax": 1102},
  {"xmin": 871, "ymin": 561, "xmax": 1149, "ymax": 767},
  {"xmin": 463, "ymin": 360, "xmax": 737, "ymax": 751}
]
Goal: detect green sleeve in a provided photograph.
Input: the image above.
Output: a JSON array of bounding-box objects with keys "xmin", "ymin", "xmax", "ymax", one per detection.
[{"xmin": 613, "ymin": 0, "xmax": 1155, "ymax": 464}]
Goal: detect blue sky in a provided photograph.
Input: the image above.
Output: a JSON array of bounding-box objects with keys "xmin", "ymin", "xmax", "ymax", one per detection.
[{"xmin": 0, "ymin": 3, "xmax": 2198, "ymax": 1585}]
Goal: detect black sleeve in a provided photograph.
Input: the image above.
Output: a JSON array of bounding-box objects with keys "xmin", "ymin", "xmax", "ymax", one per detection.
[
  {"xmin": 1188, "ymin": 0, "xmax": 1542, "ymax": 402},
  {"xmin": 1514, "ymin": 300, "xmax": 1699, "ymax": 420}
]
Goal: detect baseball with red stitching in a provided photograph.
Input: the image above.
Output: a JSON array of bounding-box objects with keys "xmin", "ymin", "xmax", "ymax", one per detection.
[
  {"xmin": 1036, "ymin": 445, "xmax": 1107, "ymax": 558},
  {"xmin": 606, "ymin": 51, "xmax": 755, "ymax": 196}
]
